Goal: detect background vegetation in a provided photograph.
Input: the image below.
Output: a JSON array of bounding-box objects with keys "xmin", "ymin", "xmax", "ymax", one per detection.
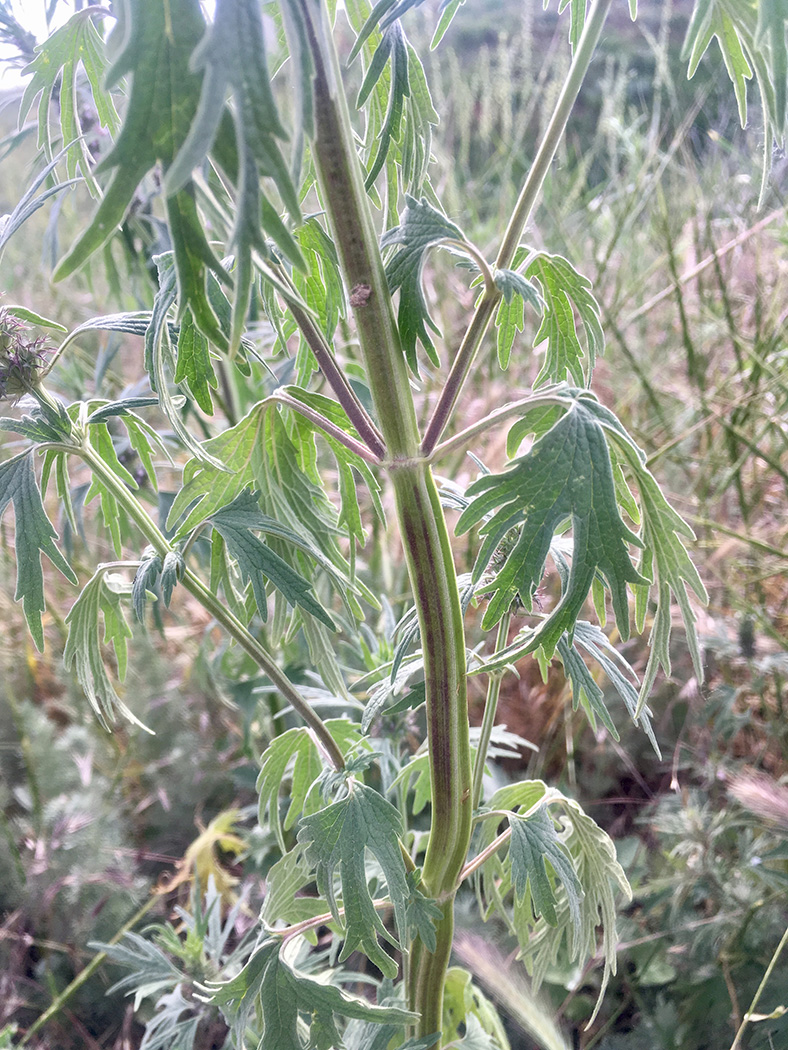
[{"xmin": 1, "ymin": 1, "xmax": 787, "ymax": 1047}]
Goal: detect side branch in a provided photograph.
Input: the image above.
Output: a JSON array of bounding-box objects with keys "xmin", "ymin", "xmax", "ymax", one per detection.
[{"xmin": 421, "ymin": 0, "xmax": 613, "ymax": 456}]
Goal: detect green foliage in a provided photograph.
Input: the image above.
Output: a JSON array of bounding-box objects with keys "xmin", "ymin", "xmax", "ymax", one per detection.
[
  {"xmin": 0, "ymin": 451, "xmax": 76, "ymax": 648},
  {"xmin": 209, "ymin": 936, "xmax": 415, "ymax": 1049},
  {"xmin": 63, "ymin": 568, "xmax": 141, "ymax": 730},
  {"xmin": 297, "ymin": 779, "xmax": 414, "ymax": 976},
  {"xmin": 525, "ymin": 252, "xmax": 605, "ymax": 387},
  {"xmin": 19, "ymin": 9, "xmax": 120, "ymax": 193},
  {"xmin": 382, "ymin": 195, "xmax": 466, "ymax": 369},
  {"xmin": 457, "ymin": 394, "xmax": 645, "ymax": 652},
  {"xmin": 4, "ymin": 0, "xmax": 774, "ymax": 1046}
]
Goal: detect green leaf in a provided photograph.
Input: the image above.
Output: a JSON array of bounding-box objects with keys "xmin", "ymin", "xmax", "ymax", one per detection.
[
  {"xmin": 284, "ymin": 387, "xmax": 385, "ymax": 547},
  {"xmin": 555, "ymin": 619, "xmax": 660, "ymax": 754},
  {"xmin": 382, "ymin": 195, "xmax": 466, "ymax": 371},
  {"xmin": 20, "ymin": 10, "xmax": 121, "ymax": 194},
  {"xmin": 493, "ymin": 265, "xmax": 543, "ymax": 370},
  {"xmin": 63, "ymin": 569, "xmax": 147, "ymax": 731},
  {"xmin": 362, "ymin": 22, "xmax": 410, "ymax": 190},
  {"xmin": 208, "ymin": 491, "xmax": 335, "ymax": 629},
  {"xmin": 297, "ymin": 781, "xmax": 410, "ymax": 977},
  {"xmin": 0, "ymin": 401, "xmax": 73, "ymax": 445},
  {"xmin": 517, "ymin": 797, "xmax": 631, "ymax": 1024},
  {"xmin": 161, "ymin": 552, "xmax": 184, "ymax": 607},
  {"xmin": 508, "ymin": 806, "xmax": 583, "ymax": 931},
  {"xmin": 210, "ymin": 938, "xmax": 415, "ymax": 1050},
  {"xmin": 757, "ymin": 0, "xmax": 788, "ymax": 135},
  {"xmin": 0, "ymin": 452, "xmax": 77, "ymax": 649},
  {"xmin": 405, "ymin": 871, "xmax": 443, "ymax": 953},
  {"xmin": 258, "ymin": 727, "xmax": 322, "ymax": 851},
  {"xmin": 292, "ymin": 220, "xmax": 346, "ymax": 348},
  {"xmin": 168, "ymin": 408, "xmax": 346, "ymax": 585},
  {"xmin": 580, "ymin": 403, "xmax": 708, "ymax": 711},
  {"xmin": 92, "ymin": 931, "xmax": 183, "ymax": 1008},
  {"xmin": 53, "ymin": 0, "xmax": 228, "ymax": 331},
  {"xmin": 684, "ymin": 2, "xmax": 753, "ymax": 127},
  {"xmin": 0, "ymin": 146, "xmax": 81, "ymax": 256},
  {"xmin": 456, "ymin": 396, "xmax": 645, "ymax": 656},
  {"xmin": 431, "ymin": 0, "xmax": 466, "ymax": 49},
  {"xmin": 132, "ymin": 547, "xmax": 162, "ymax": 623},
  {"xmin": 261, "ymin": 847, "xmax": 328, "ymax": 928},
  {"xmin": 555, "ymin": 0, "xmax": 587, "ymax": 49},
  {"xmin": 174, "ymin": 312, "xmax": 217, "ymax": 415},
  {"xmin": 164, "ymin": 0, "xmax": 303, "ymax": 352},
  {"xmin": 1, "ymin": 306, "xmax": 67, "ymax": 334},
  {"xmin": 145, "ymin": 254, "xmax": 228, "ymax": 473},
  {"xmin": 525, "ymin": 252, "xmax": 604, "ymax": 388}
]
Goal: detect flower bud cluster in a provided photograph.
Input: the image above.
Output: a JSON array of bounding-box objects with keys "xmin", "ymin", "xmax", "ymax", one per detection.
[{"xmin": 0, "ymin": 308, "xmax": 49, "ymax": 399}]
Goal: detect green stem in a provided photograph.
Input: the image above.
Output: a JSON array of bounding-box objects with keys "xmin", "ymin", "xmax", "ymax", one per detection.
[
  {"xmin": 730, "ymin": 923, "xmax": 788, "ymax": 1049},
  {"xmin": 77, "ymin": 438, "xmax": 346, "ymax": 771},
  {"xmin": 422, "ymin": 0, "xmax": 613, "ymax": 455},
  {"xmin": 301, "ymin": 5, "xmax": 472, "ymax": 1039},
  {"xmin": 471, "ymin": 612, "xmax": 511, "ymax": 811},
  {"xmin": 20, "ymin": 894, "xmax": 159, "ymax": 1045}
]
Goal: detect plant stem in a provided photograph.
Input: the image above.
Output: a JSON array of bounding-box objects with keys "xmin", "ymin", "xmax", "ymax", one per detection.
[
  {"xmin": 472, "ymin": 612, "xmax": 511, "ymax": 810},
  {"xmin": 77, "ymin": 438, "xmax": 346, "ymax": 771},
  {"xmin": 20, "ymin": 894, "xmax": 159, "ymax": 1045},
  {"xmin": 301, "ymin": 4, "xmax": 473, "ymax": 1038},
  {"xmin": 422, "ymin": 0, "xmax": 613, "ymax": 455},
  {"xmin": 729, "ymin": 923, "xmax": 788, "ymax": 1050}
]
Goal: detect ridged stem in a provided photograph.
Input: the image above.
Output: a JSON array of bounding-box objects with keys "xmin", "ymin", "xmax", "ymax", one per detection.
[{"xmin": 300, "ymin": 4, "xmax": 473, "ymax": 1039}]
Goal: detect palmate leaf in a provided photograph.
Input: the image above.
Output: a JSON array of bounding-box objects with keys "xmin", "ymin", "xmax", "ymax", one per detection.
[
  {"xmin": 570, "ymin": 398, "xmax": 708, "ymax": 712},
  {"xmin": 509, "ymin": 806, "xmax": 583, "ymax": 932},
  {"xmin": 63, "ymin": 569, "xmax": 147, "ymax": 731},
  {"xmin": 382, "ymin": 196, "xmax": 466, "ymax": 370},
  {"xmin": 209, "ymin": 938, "xmax": 415, "ymax": 1050},
  {"xmin": 20, "ymin": 9, "xmax": 120, "ymax": 195},
  {"xmin": 167, "ymin": 405, "xmax": 341, "ymax": 559},
  {"xmin": 525, "ymin": 252, "xmax": 604, "ymax": 388},
  {"xmin": 297, "ymin": 781, "xmax": 411, "ymax": 977},
  {"xmin": 257, "ymin": 720, "xmax": 368, "ymax": 852},
  {"xmin": 516, "ymin": 797, "xmax": 631, "ymax": 1023},
  {"xmin": 0, "ymin": 452, "xmax": 77, "ymax": 649},
  {"xmin": 456, "ymin": 394, "xmax": 645, "ymax": 656},
  {"xmin": 475, "ymin": 782, "xmax": 630, "ymax": 1024}
]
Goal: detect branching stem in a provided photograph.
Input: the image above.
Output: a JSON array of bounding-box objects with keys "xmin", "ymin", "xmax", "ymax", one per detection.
[{"xmin": 422, "ymin": 0, "xmax": 613, "ymax": 455}]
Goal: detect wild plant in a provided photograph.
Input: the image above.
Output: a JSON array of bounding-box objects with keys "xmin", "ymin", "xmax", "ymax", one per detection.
[{"xmin": 0, "ymin": 0, "xmax": 784, "ymax": 1046}]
